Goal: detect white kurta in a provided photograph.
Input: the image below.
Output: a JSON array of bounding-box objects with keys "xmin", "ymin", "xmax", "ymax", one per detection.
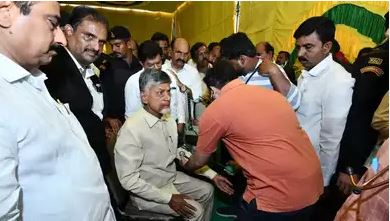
[{"xmin": 0, "ymin": 53, "xmax": 115, "ymax": 221}]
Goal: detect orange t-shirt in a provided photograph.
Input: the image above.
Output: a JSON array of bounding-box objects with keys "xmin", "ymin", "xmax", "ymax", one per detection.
[{"xmin": 197, "ymin": 79, "xmax": 323, "ymax": 212}]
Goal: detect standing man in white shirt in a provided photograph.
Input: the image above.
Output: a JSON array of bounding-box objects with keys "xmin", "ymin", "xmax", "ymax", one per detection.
[
  {"xmin": 162, "ymin": 38, "xmax": 206, "ymax": 130},
  {"xmin": 162, "ymin": 38, "xmax": 204, "ymax": 101},
  {"xmin": 294, "ymin": 16, "xmax": 355, "ymax": 188},
  {"xmin": 40, "ymin": 5, "xmax": 122, "ymax": 220},
  {"xmin": 0, "ymin": 1, "xmax": 115, "ymax": 220}
]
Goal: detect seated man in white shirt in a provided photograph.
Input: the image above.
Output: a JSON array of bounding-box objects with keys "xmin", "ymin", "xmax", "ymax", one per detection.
[
  {"xmin": 116, "ymin": 69, "xmax": 233, "ymax": 220},
  {"xmin": 0, "ymin": 2, "xmax": 114, "ymax": 220}
]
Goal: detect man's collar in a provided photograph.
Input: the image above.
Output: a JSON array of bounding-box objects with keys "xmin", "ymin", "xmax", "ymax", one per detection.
[
  {"xmin": 221, "ymin": 78, "xmax": 244, "ymax": 96},
  {"xmin": 27, "ymin": 69, "xmax": 48, "ymax": 91},
  {"xmin": 0, "ymin": 53, "xmax": 48, "ymax": 90},
  {"xmin": 142, "ymin": 108, "xmax": 168, "ymax": 128},
  {"xmin": 64, "ymin": 47, "xmax": 94, "ymax": 78},
  {"xmin": 163, "ymin": 59, "xmax": 171, "ymax": 66},
  {"xmin": 0, "ymin": 52, "xmax": 31, "ymax": 83},
  {"xmin": 303, "ymin": 54, "xmax": 332, "ymax": 77}
]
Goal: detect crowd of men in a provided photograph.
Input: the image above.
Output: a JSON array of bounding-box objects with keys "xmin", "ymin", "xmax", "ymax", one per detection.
[{"xmin": 0, "ymin": 2, "xmax": 388, "ymax": 221}]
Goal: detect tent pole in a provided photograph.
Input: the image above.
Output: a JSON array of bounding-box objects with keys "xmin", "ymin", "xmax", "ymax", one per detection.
[{"xmin": 234, "ymin": 1, "xmax": 240, "ymax": 33}]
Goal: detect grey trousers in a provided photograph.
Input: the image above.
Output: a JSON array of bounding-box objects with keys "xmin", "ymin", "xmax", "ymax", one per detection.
[{"xmin": 134, "ymin": 171, "xmax": 214, "ymax": 221}]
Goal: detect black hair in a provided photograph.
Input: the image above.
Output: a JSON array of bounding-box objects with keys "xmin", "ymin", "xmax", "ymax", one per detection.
[
  {"xmin": 262, "ymin": 42, "xmax": 274, "ymax": 56},
  {"xmin": 14, "ymin": 1, "xmax": 36, "ymax": 15},
  {"xmin": 60, "ymin": 10, "xmax": 70, "ymax": 27},
  {"xmin": 204, "ymin": 59, "xmax": 240, "ymax": 89},
  {"xmin": 219, "ymin": 37, "xmax": 228, "ymax": 51},
  {"xmin": 138, "ymin": 40, "xmax": 163, "ymax": 63},
  {"xmin": 278, "ymin": 51, "xmax": 290, "ymax": 59},
  {"xmin": 151, "ymin": 32, "xmax": 169, "ymax": 43},
  {"xmin": 139, "ymin": 69, "xmax": 171, "ymax": 93},
  {"xmin": 68, "ymin": 6, "xmax": 109, "ymax": 31},
  {"xmin": 331, "ymin": 39, "xmax": 340, "ymax": 53},
  {"xmin": 293, "ymin": 16, "xmax": 335, "ymax": 44},
  {"xmin": 220, "ymin": 32, "xmax": 257, "ymax": 59},
  {"xmin": 190, "ymin": 42, "xmax": 207, "ymax": 61},
  {"xmin": 208, "ymin": 42, "xmax": 220, "ymax": 52}
]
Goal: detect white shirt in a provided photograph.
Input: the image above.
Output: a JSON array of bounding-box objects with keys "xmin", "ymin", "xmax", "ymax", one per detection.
[
  {"xmin": 163, "ymin": 59, "xmax": 171, "ymax": 66},
  {"xmin": 187, "ymin": 58, "xmax": 197, "ymax": 68},
  {"xmin": 0, "ymin": 53, "xmax": 115, "ymax": 220},
  {"xmin": 65, "ymin": 48, "xmax": 104, "ymax": 120},
  {"xmin": 162, "ymin": 62, "xmax": 203, "ymax": 100},
  {"xmin": 297, "ymin": 54, "xmax": 355, "ymax": 186},
  {"xmin": 124, "ymin": 68, "xmax": 186, "ymax": 123}
]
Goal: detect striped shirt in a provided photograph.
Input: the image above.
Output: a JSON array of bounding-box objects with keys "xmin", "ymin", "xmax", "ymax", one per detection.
[{"xmin": 240, "ymin": 60, "xmax": 300, "ymax": 110}]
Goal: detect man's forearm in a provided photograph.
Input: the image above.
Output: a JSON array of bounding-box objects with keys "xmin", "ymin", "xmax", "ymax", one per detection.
[
  {"xmin": 268, "ymin": 69, "xmax": 291, "ymax": 96},
  {"xmin": 183, "ymin": 156, "xmax": 205, "ymax": 171},
  {"xmin": 182, "ymin": 151, "xmax": 211, "ymax": 172}
]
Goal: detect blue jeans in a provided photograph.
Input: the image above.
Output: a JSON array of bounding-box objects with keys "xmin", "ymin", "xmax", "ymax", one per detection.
[{"xmin": 237, "ymin": 198, "xmax": 315, "ymax": 221}]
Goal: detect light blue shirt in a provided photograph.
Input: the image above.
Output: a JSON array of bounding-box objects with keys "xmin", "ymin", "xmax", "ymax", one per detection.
[
  {"xmin": 241, "ymin": 60, "xmax": 301, "ymax": 110},
  {"xmin": 0, "ymin": 53, "xmax": 115, "ymax": 221}
]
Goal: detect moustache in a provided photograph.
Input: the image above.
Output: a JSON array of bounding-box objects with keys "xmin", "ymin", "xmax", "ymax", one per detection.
[
  {"xmin": 111, "ymin": 52, "xmax": 121, "ymax": 57},
  {"xmin": 48, "ymin": 43, "xmax": 63, "ymax": 52},
  {"xmin": 84, "ymin": 49, "xmax": 99, "ymax": 56},
  {"xmin": 176, "ymin": 59, "xmax": 185, "ymax": 63},
  {"xmin": 298, "ymin": 57, "xmax": 308, "ymax": 62}
]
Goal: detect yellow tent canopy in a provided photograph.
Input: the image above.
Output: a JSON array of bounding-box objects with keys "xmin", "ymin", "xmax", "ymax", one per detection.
[{"xmin": 61, "ymin": 1, "xmax": 388, "ymax": 64}]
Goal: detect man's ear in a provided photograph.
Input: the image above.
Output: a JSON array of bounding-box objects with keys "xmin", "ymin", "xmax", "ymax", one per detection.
[
  {"xmin": 126, "ymin": 39, "xmax": 131, "ymax": 49},
  {"xmin": 0, "ymin": 1, "xmax": 14, "ymax": 28},
  {"xmin": 63, "ymin": 24, "xmax": 74, "ymax": 37},
  {"xmin": 322, "ymin": 41, "xmax": 333, "ymax": 54},
  {"xmin": 140, "ymin": 91, "xmax": 148, "ymax": 105},
  {"xmin": 238, "ymin": 55, "xmax": 246, "ymax": 66}
]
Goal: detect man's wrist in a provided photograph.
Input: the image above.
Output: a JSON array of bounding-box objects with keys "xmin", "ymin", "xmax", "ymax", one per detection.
[{"xmin": 165, "ymin": 193, "xmax": 174, "ymax": 204}]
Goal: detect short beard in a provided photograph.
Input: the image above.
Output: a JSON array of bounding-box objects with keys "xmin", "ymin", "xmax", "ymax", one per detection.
[{"xmin": 160, "ymin": 108, "xmax": 171, "ymax": 115}]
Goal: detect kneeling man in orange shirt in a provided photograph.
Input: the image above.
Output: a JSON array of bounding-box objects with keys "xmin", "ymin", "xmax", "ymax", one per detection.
[{"xmin": 182, "ymin": 59, "xmax": 323, "ymax": 221}]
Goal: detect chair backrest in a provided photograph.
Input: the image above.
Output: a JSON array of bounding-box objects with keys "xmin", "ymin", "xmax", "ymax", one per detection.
[{"xmin": 105, "ymin": 138, "xmax": 179, "ymax": 220}]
